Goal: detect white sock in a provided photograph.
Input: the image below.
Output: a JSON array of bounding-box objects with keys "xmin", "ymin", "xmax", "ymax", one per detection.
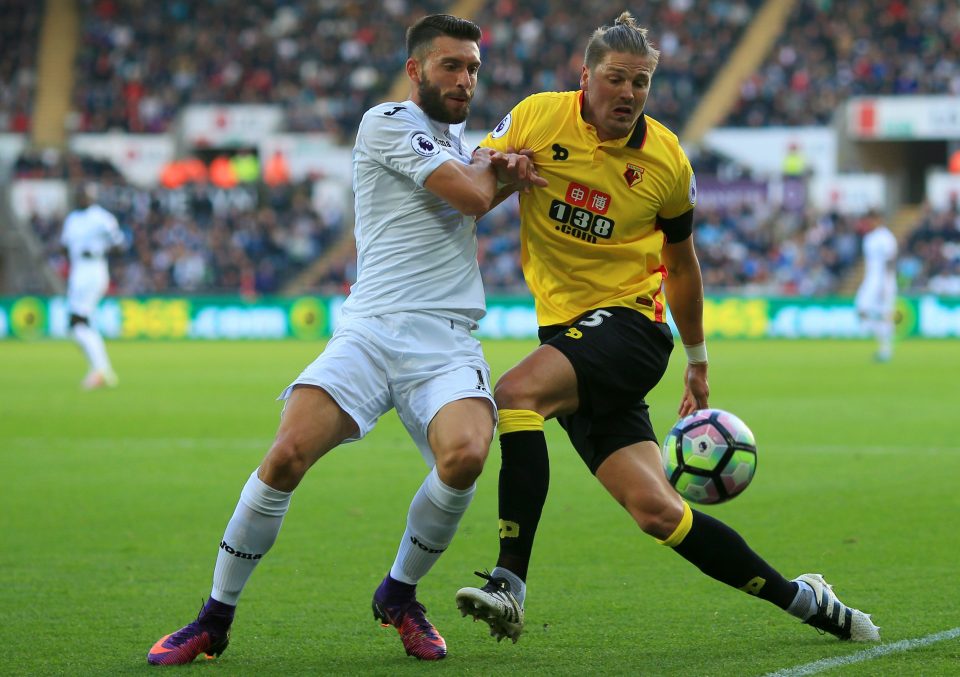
[
  {"xmin": 389, "ymin": 467, "xmax": 475, "ymax": 585},
  {"xmin": 786, "ymin": 580, "xmax": 817, "ymax": 620},
  {"xmin": 491, "ymin": 566, "xmax": 527, "ymax": 606},
  {"xmin": 72, "ymin": 323, "xmax": 112, "ymax": 373},
  {"xmin": 211, "ymin": 469, "xmax": 292, "ymax": 605}
]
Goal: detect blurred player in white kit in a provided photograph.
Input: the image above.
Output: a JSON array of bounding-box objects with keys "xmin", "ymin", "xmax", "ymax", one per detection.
[
  {"xmin": 855, "ymin": 212, "xmax": 898, "ymax": 362},
  {"xmin": 59, "ymin": 183, "xmax": 125, "ymax": 389}
]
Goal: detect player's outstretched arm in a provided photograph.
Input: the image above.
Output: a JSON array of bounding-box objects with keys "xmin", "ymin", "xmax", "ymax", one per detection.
[
  {"xmin": 424, "ymin": 149, "xmax": 499, "ymax": 216},
  {"xmin": 663, "ymin": 235, "xmax": 709, "ymax": 416},
  {"xmin": 424, "ymin": 147, "xmax": 546, "ymax": 217}
]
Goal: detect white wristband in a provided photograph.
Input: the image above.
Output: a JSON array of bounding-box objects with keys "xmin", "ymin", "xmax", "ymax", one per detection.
[{"xmin": 683, "ymin": 341, "xmax": 708, "ymax": 364}]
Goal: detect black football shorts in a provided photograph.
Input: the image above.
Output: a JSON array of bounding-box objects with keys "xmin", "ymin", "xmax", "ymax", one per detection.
[{"xmin": 538, "ymin": 306, "xmax": 674, "ymax": 474}]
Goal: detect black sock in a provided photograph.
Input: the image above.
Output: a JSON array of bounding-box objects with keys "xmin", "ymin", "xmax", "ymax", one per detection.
[
  {"xmin": 495, "ymin": 430, "xmax": 549, "ymax": 581},
  {"xmin": 672, "ymin": 509, "xmax": 798, "ymax": 609}
]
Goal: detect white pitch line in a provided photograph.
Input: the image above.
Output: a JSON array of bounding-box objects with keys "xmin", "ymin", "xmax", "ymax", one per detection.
[{"xmin": 763, "ymin": 626, "xmax": 960, "ymax": 677}]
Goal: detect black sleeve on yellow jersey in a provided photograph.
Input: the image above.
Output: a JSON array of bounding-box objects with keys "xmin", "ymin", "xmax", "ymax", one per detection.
[{"xmin": 658, "ymin": 210, "xmax": 694, "ymax": 243}]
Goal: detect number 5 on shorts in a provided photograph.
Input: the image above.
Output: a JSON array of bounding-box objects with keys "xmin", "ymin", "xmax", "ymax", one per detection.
[
  {"xmin": 579, "ymin": 309, "xmax": 612, "ymax": 327},
  {"xmin": 565, "ymin": 309, "xmax": 612, "ymax": 338}
]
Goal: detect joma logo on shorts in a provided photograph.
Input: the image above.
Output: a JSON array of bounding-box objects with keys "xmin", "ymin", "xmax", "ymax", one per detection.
[
  {"xmin": 219, "ymin": 540, "xmax": 263, "ymax": 560},
  {"xmin": 410, "ymin": 536, "xmax": 445, "ymax": 554}
]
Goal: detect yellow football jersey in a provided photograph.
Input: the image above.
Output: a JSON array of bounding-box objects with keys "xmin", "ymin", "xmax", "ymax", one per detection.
[{"xmin": 481, "ymin": 91, "xmax": 696, "ymax": 326}]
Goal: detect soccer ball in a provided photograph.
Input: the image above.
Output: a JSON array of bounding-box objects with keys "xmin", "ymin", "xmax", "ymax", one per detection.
[{"xmin": 661, "ymin": 408, "xmax": 757, "ymax": 505}]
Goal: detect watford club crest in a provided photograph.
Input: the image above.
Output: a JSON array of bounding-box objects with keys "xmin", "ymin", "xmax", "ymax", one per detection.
[{"xmin": 624, "ymin": 163, "xmax": 644, "ymax": 187}]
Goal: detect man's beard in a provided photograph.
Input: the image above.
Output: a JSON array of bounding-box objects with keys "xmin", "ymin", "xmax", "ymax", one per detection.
[{"xmin": 418, "ymin": 78, "xmax": 470, "ymax": 124}]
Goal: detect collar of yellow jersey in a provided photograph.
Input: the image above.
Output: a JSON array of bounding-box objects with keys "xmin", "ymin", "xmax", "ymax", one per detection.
[
  {"xmin": 625, "ymin": 114, "xmax": 647, "ymax": 149},
  {"xmin": 577, "ymin": 90, "xmax": 648, "ymax": 150}
]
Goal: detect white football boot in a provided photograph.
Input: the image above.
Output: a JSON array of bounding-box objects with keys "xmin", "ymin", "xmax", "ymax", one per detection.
[
  {"xmin": 456, "ymin": 570, "xmax": 524, "ymax": 643},
  {"xmin": 794, "ymin": 573, "xmax": 880, "ymax": 641}
]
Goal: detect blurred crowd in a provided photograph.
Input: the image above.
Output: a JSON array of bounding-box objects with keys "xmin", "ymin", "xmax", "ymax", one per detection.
[
  {"xmin": 67, "ymin": 0, "xmax": 764, "ymax": 137},
  {"xmin": 728, "ymin": 0, "xmax": 960, "ymax": 126},
  {"xmin": 13, "ymin": 147, "xmax": 123, "ymax": 181},
  {"xmin": 63, "ymin": 0, "xmax": 960, "ymax": 136},
  {"xmin": 900, "ymin": 201, "xmax": 960, "ymax": 294},
  {"xmin": 2, "ymin": 0, "xmax": 956, "ymax": 136},
  {"xmin": 466, "ymin": 0, "xmax": 762, "ymax": 134},
  {"xmin": 0, "ymin": 0, "xmax": 39, "ymax": 133},
  {"xmin": 37, "ymin": 177, "xmax": 344, "ymax": 296},
  {"xmin": 7, "ymin": 0, "xmax": 960, "ymax": 297},
  {"xmin": 71, "ymin": 0, "xmax": 448, "ymax": 136},
  {"xmin": 29, "ymin": 168, "xmax": 960, "ymax": 298}
]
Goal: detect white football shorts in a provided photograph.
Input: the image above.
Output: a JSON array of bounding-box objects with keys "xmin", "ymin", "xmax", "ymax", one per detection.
[
  {"xmin": 279, "ymin": 311, "xmax": 495, "ymax": 466},
  {"xmin": 855, "ymin": 274, "xmax": 896, "ymax": 318},
  {"xmin": 67, "ymin": 260, "xmax": 109, "ymax": 318}
]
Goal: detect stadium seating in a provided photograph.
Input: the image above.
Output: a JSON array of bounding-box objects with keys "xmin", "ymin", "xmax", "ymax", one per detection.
[
  {"xmin": 0, "ymin": 0, "xmax": 40, "ymax": 133},
  {"xmin": 725, "ymin": 0, "xmax": 960, "ymax": 127},
  {"xmin": 900, "ymin": 202, "xmax": 960, "ymax": 294},
  {"xmin": 6, "ymin": 0, "xmax": 957, "ymax": 296},
  {"xmin": 71, "ymin": 0, "xmax": 450, "ymax": 137}
]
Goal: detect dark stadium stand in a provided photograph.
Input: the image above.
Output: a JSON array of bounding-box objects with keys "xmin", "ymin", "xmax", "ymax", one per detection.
[
  {"xmin": 725, "ymin": 0, "xmax": 960, "ymax": 127},
  {"xmin": 0, "ymin": 0, "xmax": 40, "ymax": 133},
  {"xmin": 900, "ymin": 202, "xmax": 960, "ymax": 294},
  {"xmin": 71, "ymin": 0, "xmax": 450, "ymax": 137},
  {"xmin": 38, "ymin": 177, "xmax": 343, "ymax": 295}
]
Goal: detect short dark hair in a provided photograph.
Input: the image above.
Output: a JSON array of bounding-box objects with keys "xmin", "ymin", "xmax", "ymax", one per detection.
[
  {"xmin": 406, "ymin": 14, "xmax": 482, "ymax": 59},
  {"xmin": 584, "ymin": 11, "xmax": 660, "ymax": 70}
]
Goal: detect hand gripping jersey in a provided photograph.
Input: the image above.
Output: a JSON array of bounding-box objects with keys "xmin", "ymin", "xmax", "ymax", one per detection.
[
  {"xmin": 481, "ymin": 91, "xmax": 696, "ymax": 326},
  {"xmin": 343, "ymin": 100, "xmax": 486, "ymax": 322}
]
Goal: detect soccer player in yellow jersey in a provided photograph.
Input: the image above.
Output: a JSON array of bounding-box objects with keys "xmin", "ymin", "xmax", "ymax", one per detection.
[{"xmin": 456, "ymin": 11, "xmax": 880, "ymax": 644}]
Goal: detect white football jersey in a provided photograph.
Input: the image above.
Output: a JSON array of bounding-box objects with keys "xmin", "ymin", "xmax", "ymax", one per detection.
[
  {"xmin": 862, "ymin": 225, "xmax": 897, "ymax": 281},
  {"xmin": 342, "ymin": 99, "xmax": 485, "ymax": 321},
  {"xmin": 60, "ymin": 204, "xmax": 124, "ymax": 261}
]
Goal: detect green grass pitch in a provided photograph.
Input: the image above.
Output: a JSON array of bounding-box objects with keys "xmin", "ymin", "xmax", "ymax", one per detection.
[{"xmin": 2, "ymin": 338, "xmax": 959, "ymax": 676}]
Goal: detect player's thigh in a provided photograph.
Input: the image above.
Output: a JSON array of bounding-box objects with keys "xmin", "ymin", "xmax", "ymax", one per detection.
[
  {"xmin": 68, "ymin": 266, "xmax": 108, "ymax": 317},
  {"xmin": 279, "ymin": 319, "xmax": 394, "ymax": 442},
  {"xmin": 541, "ymin": 306, "xmax": 673, "ymax": 416},
  {"xmin": 266, "ymin": 385, "xmax": 359, "ymax": 468},
  {"xmin": 391, "ymin": 314, "xmax": 495, "ymax": 467},
  {"xmin": 494, "ymin": 344, "xmax": 579, "ymax": 417},
  {"xmin": 558, "ymin": 400, "xmax": 658, "ymax": 474},
  {"xmin": 856, "ymin": 279, "xmax": 886, "ymax": 315},
  {"xmin": 595, "ymin": 440, "xmax": 685, "ymax": 537}
]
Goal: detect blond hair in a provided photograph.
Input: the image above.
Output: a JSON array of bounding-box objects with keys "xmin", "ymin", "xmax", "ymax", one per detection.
[{"xmin": 584, "ymin": 11, "xmax": 660, "ymax": 70}]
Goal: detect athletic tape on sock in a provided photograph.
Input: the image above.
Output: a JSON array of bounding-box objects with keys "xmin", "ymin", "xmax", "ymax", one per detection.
[
  {"xmin": 498, "ymin": 409, "xmax": 544, "ymax": 434},
  {"xmin": 657, "ymin": 500, "xmax": 693, "ymax": 547}
]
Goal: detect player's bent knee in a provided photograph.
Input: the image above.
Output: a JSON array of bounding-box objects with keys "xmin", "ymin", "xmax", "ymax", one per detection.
[
  {"xmin": 493, "ymin": 374, "xmax": 535, "ymax": 410},
  {"xmin": 623, "ymin": 490, "xmax": 685, "ymax": 540},
  {"xmin": 262, "ymin": 434, "xmax": 321, "ymax": 486},
  {"xmin": 434, "ymin": 440, "xmax": 488, "ymax": 486}
]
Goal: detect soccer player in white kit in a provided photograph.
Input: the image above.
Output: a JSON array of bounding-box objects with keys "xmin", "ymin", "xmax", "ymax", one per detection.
[
  {"xmin": 147, "ymin": 15, "xmax": 545, "ymax": 665},
  {"xmin": 60, "ymin": 183, "xmax": 124, "ymax": 389},
  {"xmin": 855, "ymin": 213, "xmax": 898, "ymax": 362}
]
